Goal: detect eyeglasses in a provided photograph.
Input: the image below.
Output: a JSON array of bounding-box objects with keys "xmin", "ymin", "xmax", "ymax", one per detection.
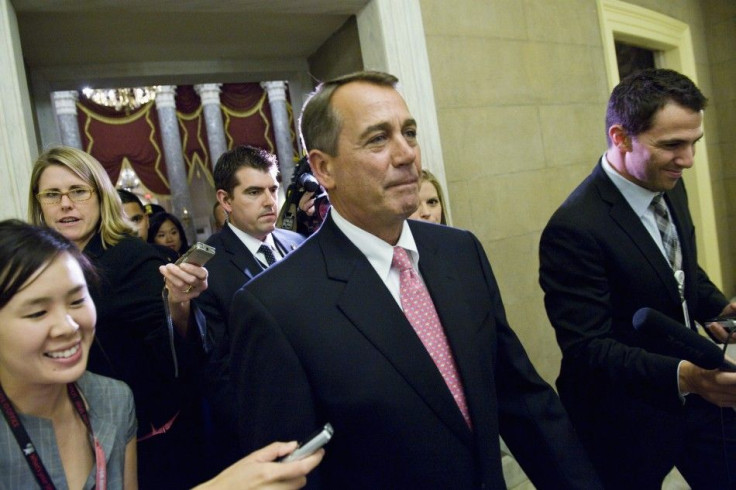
[{"xmin": 36, "ymin": 187, "xmax": 96, "ymax": 205}]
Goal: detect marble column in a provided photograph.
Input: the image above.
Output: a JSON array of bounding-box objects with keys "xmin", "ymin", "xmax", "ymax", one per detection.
[
  {"xmin": 155, "ymin": 85, "xmax": 196, "ymax": 242},
  {"xmin": 0, "ymin": 0, "xmax": 36, "ymax": 220},
  {"xmin": 194, "ymin": 83, "xmax": 228, "ymax": 166},
  {"xmin": 52, "ymin": 91, "xmax": 83, "ymax": 150},
  {"xmin": 261, "ymin": 81, "xmax": 296, "ymax": 193}
]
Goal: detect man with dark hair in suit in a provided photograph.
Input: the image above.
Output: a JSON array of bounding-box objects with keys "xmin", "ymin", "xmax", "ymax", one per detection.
[
  {"xmin": 229, "ymin": 71, "xmax": 600, "ymax": 489},
  {"xmin": 195, "ymin": 145, "xmax": 305, "ymax": 477},
  {"xmin": 540, "ymin": 68, "xmax": 736, "ymax": 488}
]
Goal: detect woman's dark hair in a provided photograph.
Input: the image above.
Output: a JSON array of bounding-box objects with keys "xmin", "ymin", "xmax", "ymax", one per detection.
[
  {"xmin": 147, "ymin": 212, "xmax": 189, "ymax": 256},
  {"xmin": 0, "ymin": 219, "xmax": 97, "ymax": 310}
]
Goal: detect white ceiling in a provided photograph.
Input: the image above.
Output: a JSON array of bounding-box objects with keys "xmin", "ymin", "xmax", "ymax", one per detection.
[{"xmin": 12, "ymin": 0, "xmax": 369, "ymax": 83}]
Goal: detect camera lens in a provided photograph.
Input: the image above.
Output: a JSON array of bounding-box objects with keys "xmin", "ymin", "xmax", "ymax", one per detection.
[{"xmin": 298, "ymin": 173, "xmax": 321, "ymax": 193}]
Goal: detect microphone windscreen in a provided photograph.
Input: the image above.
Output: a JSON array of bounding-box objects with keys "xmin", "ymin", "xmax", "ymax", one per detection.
[{"xmin": 632, "ymin": 307, "xmax": 730, "ymax": 370}]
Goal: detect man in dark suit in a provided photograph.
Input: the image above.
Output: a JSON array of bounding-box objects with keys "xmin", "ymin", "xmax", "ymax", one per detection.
[
  {"xmin": 195, "ymin": 145, "xmax": 305, "ymax": 476},
  {"xmin": 229, "ymin": 71, "xmax": 600, "ymax": 489},
  {"xmin": 539, "ymin": 68, "xmax": 736, "ymax": 488}
]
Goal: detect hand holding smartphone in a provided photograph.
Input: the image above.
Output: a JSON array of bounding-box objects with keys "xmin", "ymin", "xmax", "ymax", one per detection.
[{"xmin": 279, "ymin": 423, "xmax": 333, "ymax": 463}]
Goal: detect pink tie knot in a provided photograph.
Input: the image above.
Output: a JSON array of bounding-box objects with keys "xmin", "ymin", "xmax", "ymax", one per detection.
[{"xmin": 392, "ymin": 246, "xmax": 413, "ymax": 272}]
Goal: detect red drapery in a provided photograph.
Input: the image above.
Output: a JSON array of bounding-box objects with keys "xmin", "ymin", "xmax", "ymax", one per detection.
[
  {"xmin": 77, "ymin": 98, "xmax": 170, "ymax": 194},
  {"xmin": 175, "ymin": 85, "xmax": 213, "ymax": 186},
  {"xmin": 76, "ymin": 83, "xmax": 295, "ymax": 196},
  {"xmin": 220, "ymin": 83, "xmax": 276, "ymax": 155}
]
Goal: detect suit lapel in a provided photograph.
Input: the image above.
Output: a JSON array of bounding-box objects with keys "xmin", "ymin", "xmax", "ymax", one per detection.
[
  {"xmin": 219, "ymin": 226, "xmax": 263, "ymax": 280},
  {"xmin": 318, "ymin": 217, "xmax": 473, "ymax": 445},
  {"xmin": 592, "ymin": 165, "xmax": 680, "ymax": 303},
  {"xmin": 218, "ymin": 227, "xmax": 303, "ymax": 280},
  {"xmin": 272, "ymin": 229, "xmax": 302, "ymax": 257}
]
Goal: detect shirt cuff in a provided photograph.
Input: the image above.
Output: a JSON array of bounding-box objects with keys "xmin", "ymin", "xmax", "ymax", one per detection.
[{"xmin": 677, "ymin": 360, "xmax": 690, "ymax": 404}]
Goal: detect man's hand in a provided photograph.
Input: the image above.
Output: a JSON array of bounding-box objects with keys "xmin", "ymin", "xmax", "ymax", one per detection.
[
  {"xmin": 679, "ymin": 360, "xmax": 736, "ymax": 407},
  {"xmin": 159, "ymin": 262, "xmax": 209, "ymax": 337},
  {"xmin": 705, "ymin": 302, "xmax": 736, "ymax": 343},
  {"xmin": 160, "ymin": 262, "xmax": 208, "ymax": 302},
  {"xmin": 298, "ymin": 191, "xmax": 316, "ymax": 217}
]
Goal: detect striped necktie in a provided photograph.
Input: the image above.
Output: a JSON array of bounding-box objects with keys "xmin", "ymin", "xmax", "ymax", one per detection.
[{"xmin": 650, "ymin": 194, "xmax": 682, "ymax": 271}]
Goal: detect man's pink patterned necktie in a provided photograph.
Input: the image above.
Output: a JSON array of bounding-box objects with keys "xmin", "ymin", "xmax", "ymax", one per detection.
[{"xmin": 392, "ymin": 246, "xmax": 471, "ymax": 428}]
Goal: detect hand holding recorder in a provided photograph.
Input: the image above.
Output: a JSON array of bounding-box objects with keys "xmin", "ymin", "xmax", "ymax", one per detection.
[
  {"xmin": 159, "ymin": 242, "xmax": 215, "ymax": 339},
  {"xmin": 279, "ymin": 423, "xmax": 333, "ymax": 463},
  {"xmin": 193, "ymin": 440, "xmax": 324, "ymax": 490},
  {"xmin": 633, "ymin": 307, "xmax": 736, "ymax": 408},
  {"xmin": 160, "ymin": 242, "xmax": 215, "ymax": 301}
]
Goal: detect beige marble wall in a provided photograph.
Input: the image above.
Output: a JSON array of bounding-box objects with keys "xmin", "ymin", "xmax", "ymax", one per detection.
[
  {"xmin": 703, "ymin": 0, "xmax": 736, "ymax": 297},
  {"xmin": 308, "ymin": 16, "xmax": 364, "ymax": 83},
  {"xmin": 420, "ymin": 0, "xmax": 734, "ymax": 385}
]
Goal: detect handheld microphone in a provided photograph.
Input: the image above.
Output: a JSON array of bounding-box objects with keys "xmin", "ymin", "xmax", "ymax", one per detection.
[{"xmin": 632, "ymin": 307, "xmax": 736, "ymax": 371}]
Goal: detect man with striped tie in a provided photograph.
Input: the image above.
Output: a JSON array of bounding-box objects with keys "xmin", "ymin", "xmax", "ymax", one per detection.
[{"xmin": 540, "ymin": 68, "xmax": 736, "ymax": 488}]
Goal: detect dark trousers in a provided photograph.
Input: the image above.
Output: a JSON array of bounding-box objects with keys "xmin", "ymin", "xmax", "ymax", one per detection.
[
  {"xmin": 676, "ymin": 396, "xmax": 736, "ymax": 490},
  {"xmin": 583, "ymin": 395, "xmax": 736, "ymax": 490}
]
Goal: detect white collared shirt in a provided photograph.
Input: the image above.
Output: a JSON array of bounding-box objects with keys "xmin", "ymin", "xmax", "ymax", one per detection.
[
  {"xmin": 330, "ymin": 208, "xmax": 421, "ymax": 309},
  {"xmin": 226, "ymin": 222, "xmax": 282, "ymax": 266}
]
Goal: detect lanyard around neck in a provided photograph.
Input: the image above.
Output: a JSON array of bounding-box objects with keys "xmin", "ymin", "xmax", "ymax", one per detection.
[{"xmin": 0, "ymin": 382, "xmax": 107, "ymax": 490}]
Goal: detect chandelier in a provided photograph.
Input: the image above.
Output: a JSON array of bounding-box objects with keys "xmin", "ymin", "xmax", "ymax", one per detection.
[
  {"xmin": 81, "ymin": 86, "xmax": 159, "ymax": 112},
  {"xmin": 118, "ymin": 166, "xmax": 141, "ymax": 191}
]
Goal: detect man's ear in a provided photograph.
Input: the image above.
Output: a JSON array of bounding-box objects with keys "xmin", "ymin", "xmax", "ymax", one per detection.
[
  {"xmin": 609, "ymin": 125, "xmax": 631, "ymax": 152},
  {"xmin": 216, "ymin": 189, "xmax": 232, "ymax": 213},
  {"xmin": 308, "ymin": 150, "xmax": 335, "ymax": 190}
]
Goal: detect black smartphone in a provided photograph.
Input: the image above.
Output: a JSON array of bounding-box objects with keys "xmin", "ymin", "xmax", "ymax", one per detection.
[
  {"xmin": 175, "ymin": 242, "xmax": 215, "ymax": 267},
  {"xmin": 279, "ymin": 423, "xmax": 334, "ymax": 463}
]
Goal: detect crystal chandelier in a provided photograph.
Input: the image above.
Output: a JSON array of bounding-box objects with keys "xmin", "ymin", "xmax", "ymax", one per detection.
[
  {"xmin": 81, "ymin": 86, "xmax": 159, "ymax": 112},
  {"xmin": 118, "ymin": 166, "xmax": 141, "ymax": 191}
]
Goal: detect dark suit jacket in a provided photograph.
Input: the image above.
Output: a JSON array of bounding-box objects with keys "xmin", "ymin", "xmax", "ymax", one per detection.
[
  {"xmin": 84, "ymin": 232, "xmax": 207, "ymax": 487},
  {"xmin": 195, "ymin": 225, "xmax": 305, "ymax": 470},
  {"xmin": 85, "ymin": 233, "xmax": 200, "ymax": 428},
  {"xmin": 198, "ymin": 224, "xmax": 306, "ymax": 360},
  {"xmin": 539, "ymin": 161, "xmax": 728, "ymax": 485},
  {"xmin": 230, "ymin": 215, "xmax": 600, "ymax": 489}
]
